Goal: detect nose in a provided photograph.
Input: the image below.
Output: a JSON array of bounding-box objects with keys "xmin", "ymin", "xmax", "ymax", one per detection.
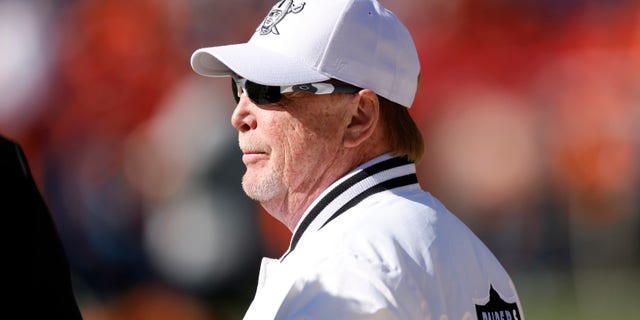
[{"xmin": 231, "ymin": 96, "xmax": 257, "ymax": 132}]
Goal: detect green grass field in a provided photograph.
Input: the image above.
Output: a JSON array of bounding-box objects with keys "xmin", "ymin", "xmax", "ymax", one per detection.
[{"xmin": 514, "ymin": 269, "xmax": 640, "ymax": 319}]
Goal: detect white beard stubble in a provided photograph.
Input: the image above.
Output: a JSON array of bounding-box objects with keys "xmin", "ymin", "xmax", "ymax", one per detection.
[{"xmin": 241, "ymin": 168, "xmax": 282, "ymax": 203}]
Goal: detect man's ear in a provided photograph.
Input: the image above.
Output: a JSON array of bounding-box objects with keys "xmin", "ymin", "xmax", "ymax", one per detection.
[{"xmin": 343, "ymin": 89, "xmax": 379, "ymax": 148}]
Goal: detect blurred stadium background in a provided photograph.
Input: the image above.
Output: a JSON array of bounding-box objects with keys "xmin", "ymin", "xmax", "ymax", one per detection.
[{"xmin": 1, "ymin": 0, "xmax": 638, "ymax": 319}]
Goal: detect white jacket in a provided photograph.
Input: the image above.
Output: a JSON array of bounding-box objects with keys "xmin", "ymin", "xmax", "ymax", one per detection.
[{"xmin": 244, "ymin": 154, "xmax": 524, "ymax": 319}]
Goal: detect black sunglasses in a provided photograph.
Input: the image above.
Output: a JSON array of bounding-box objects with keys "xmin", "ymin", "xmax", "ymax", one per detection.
[{"xmin": 231, "ymin": 76, "xmax": 361, "ymax": 105}]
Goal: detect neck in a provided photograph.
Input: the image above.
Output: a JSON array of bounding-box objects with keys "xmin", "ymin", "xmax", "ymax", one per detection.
[{"xmin": 260, "ymin": 150, "xmax": 386, "ymax": 232}]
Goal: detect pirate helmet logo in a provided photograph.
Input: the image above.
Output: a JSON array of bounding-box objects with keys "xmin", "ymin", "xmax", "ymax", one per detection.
[
  {"xmin": 475, "ymin": 286, "xmax": 522, "ymax": 320},
  {"xmin": 258, "ymin": 0, "xmax": 305, "ymax": 35}
]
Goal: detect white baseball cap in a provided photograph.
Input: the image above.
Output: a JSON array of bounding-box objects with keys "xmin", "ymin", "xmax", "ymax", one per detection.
[{"xmin": 190, "ymin": 0, "xmax": 420, "ymax": 108}]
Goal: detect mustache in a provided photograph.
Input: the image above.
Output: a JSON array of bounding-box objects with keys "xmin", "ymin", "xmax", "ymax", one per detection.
[{"xmin": 239, "ymin": 140, "xmax": 269, "ymax": 153}]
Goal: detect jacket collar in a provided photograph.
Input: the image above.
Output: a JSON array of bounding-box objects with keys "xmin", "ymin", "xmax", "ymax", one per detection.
[{"xmin": 281, "ymin": 154, "xmax": 418, "ymax": 260}]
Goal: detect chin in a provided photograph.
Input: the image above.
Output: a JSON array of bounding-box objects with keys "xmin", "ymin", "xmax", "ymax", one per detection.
[{"xmin": 241, "ymin": 171, "xmax": 282, "ymax": 203}]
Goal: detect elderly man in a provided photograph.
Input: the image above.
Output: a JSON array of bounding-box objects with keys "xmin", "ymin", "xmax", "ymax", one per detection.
[{"xmin": 191, "ymin": 0, "xmax": 524, "ymax": 319}]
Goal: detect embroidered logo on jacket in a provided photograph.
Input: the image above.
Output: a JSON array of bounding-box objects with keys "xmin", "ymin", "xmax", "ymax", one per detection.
[
  {"xmin": 258, "ymin": 0, "xmax": 305, "ymax": 35},
  {"xmin": 475, "ymin": 286, "xmax": 522, "ymax": 320}
]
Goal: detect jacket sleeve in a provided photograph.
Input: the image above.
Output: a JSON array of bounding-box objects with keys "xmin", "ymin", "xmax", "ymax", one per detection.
[{"xmin": 1, "ymin": 135, "xmax": 84, "ymax": 319}]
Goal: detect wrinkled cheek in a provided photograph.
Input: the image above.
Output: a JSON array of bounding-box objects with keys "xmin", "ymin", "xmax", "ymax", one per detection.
[
  {"xmin": 281, "ymin": 142, "xmax": 307, "ymax": 178},
  {"xmin": 280, "ymin": 140, "xmax": 316, "ymax": 182},
  {"xmin": 279, "ymin": 120, "xmax": 338, "ymax": 182}
]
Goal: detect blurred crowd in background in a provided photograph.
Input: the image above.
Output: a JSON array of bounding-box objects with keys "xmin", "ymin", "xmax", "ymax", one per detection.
[{"xmin": 1, "ymin": 0, "xmax": 638, "ymax": 319}]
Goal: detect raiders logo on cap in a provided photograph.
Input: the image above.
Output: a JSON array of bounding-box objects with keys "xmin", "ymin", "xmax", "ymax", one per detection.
[
  {"xmin": 475, "ymin": 286, "xmax": 522, "ymax": 320},
  {"xmin": 258, "ymin": 0, "xmax": 306, "ymax": 35}
]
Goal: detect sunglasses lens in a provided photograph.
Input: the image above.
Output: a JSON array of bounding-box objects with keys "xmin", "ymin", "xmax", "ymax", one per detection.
[
  {"xmin": 231, "ymin": 77, "xmax": 283, "ymax": 104},
  {"xmin": 245, "ymin": 81, "xmax": 281, "ymax": 104},
  {"xmin": 231, "ymin": 78, "xmax": 240, "ymax": 103}
]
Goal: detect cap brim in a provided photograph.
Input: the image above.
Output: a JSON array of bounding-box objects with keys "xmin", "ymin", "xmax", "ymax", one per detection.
[{"xmin": 190, "ymin": 43, "xmax": 330, "ymax": 86}]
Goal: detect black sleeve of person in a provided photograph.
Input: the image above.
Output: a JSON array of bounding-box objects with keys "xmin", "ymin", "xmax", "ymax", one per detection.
[{"xmin": 0, "ymin": 135, "xmax": 83, "ymax": 319}]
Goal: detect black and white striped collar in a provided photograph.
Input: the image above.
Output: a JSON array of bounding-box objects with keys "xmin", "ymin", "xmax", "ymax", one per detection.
[{"xmin": 281, "ymin": 154, "xmax": 418, "ymax": 260}]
